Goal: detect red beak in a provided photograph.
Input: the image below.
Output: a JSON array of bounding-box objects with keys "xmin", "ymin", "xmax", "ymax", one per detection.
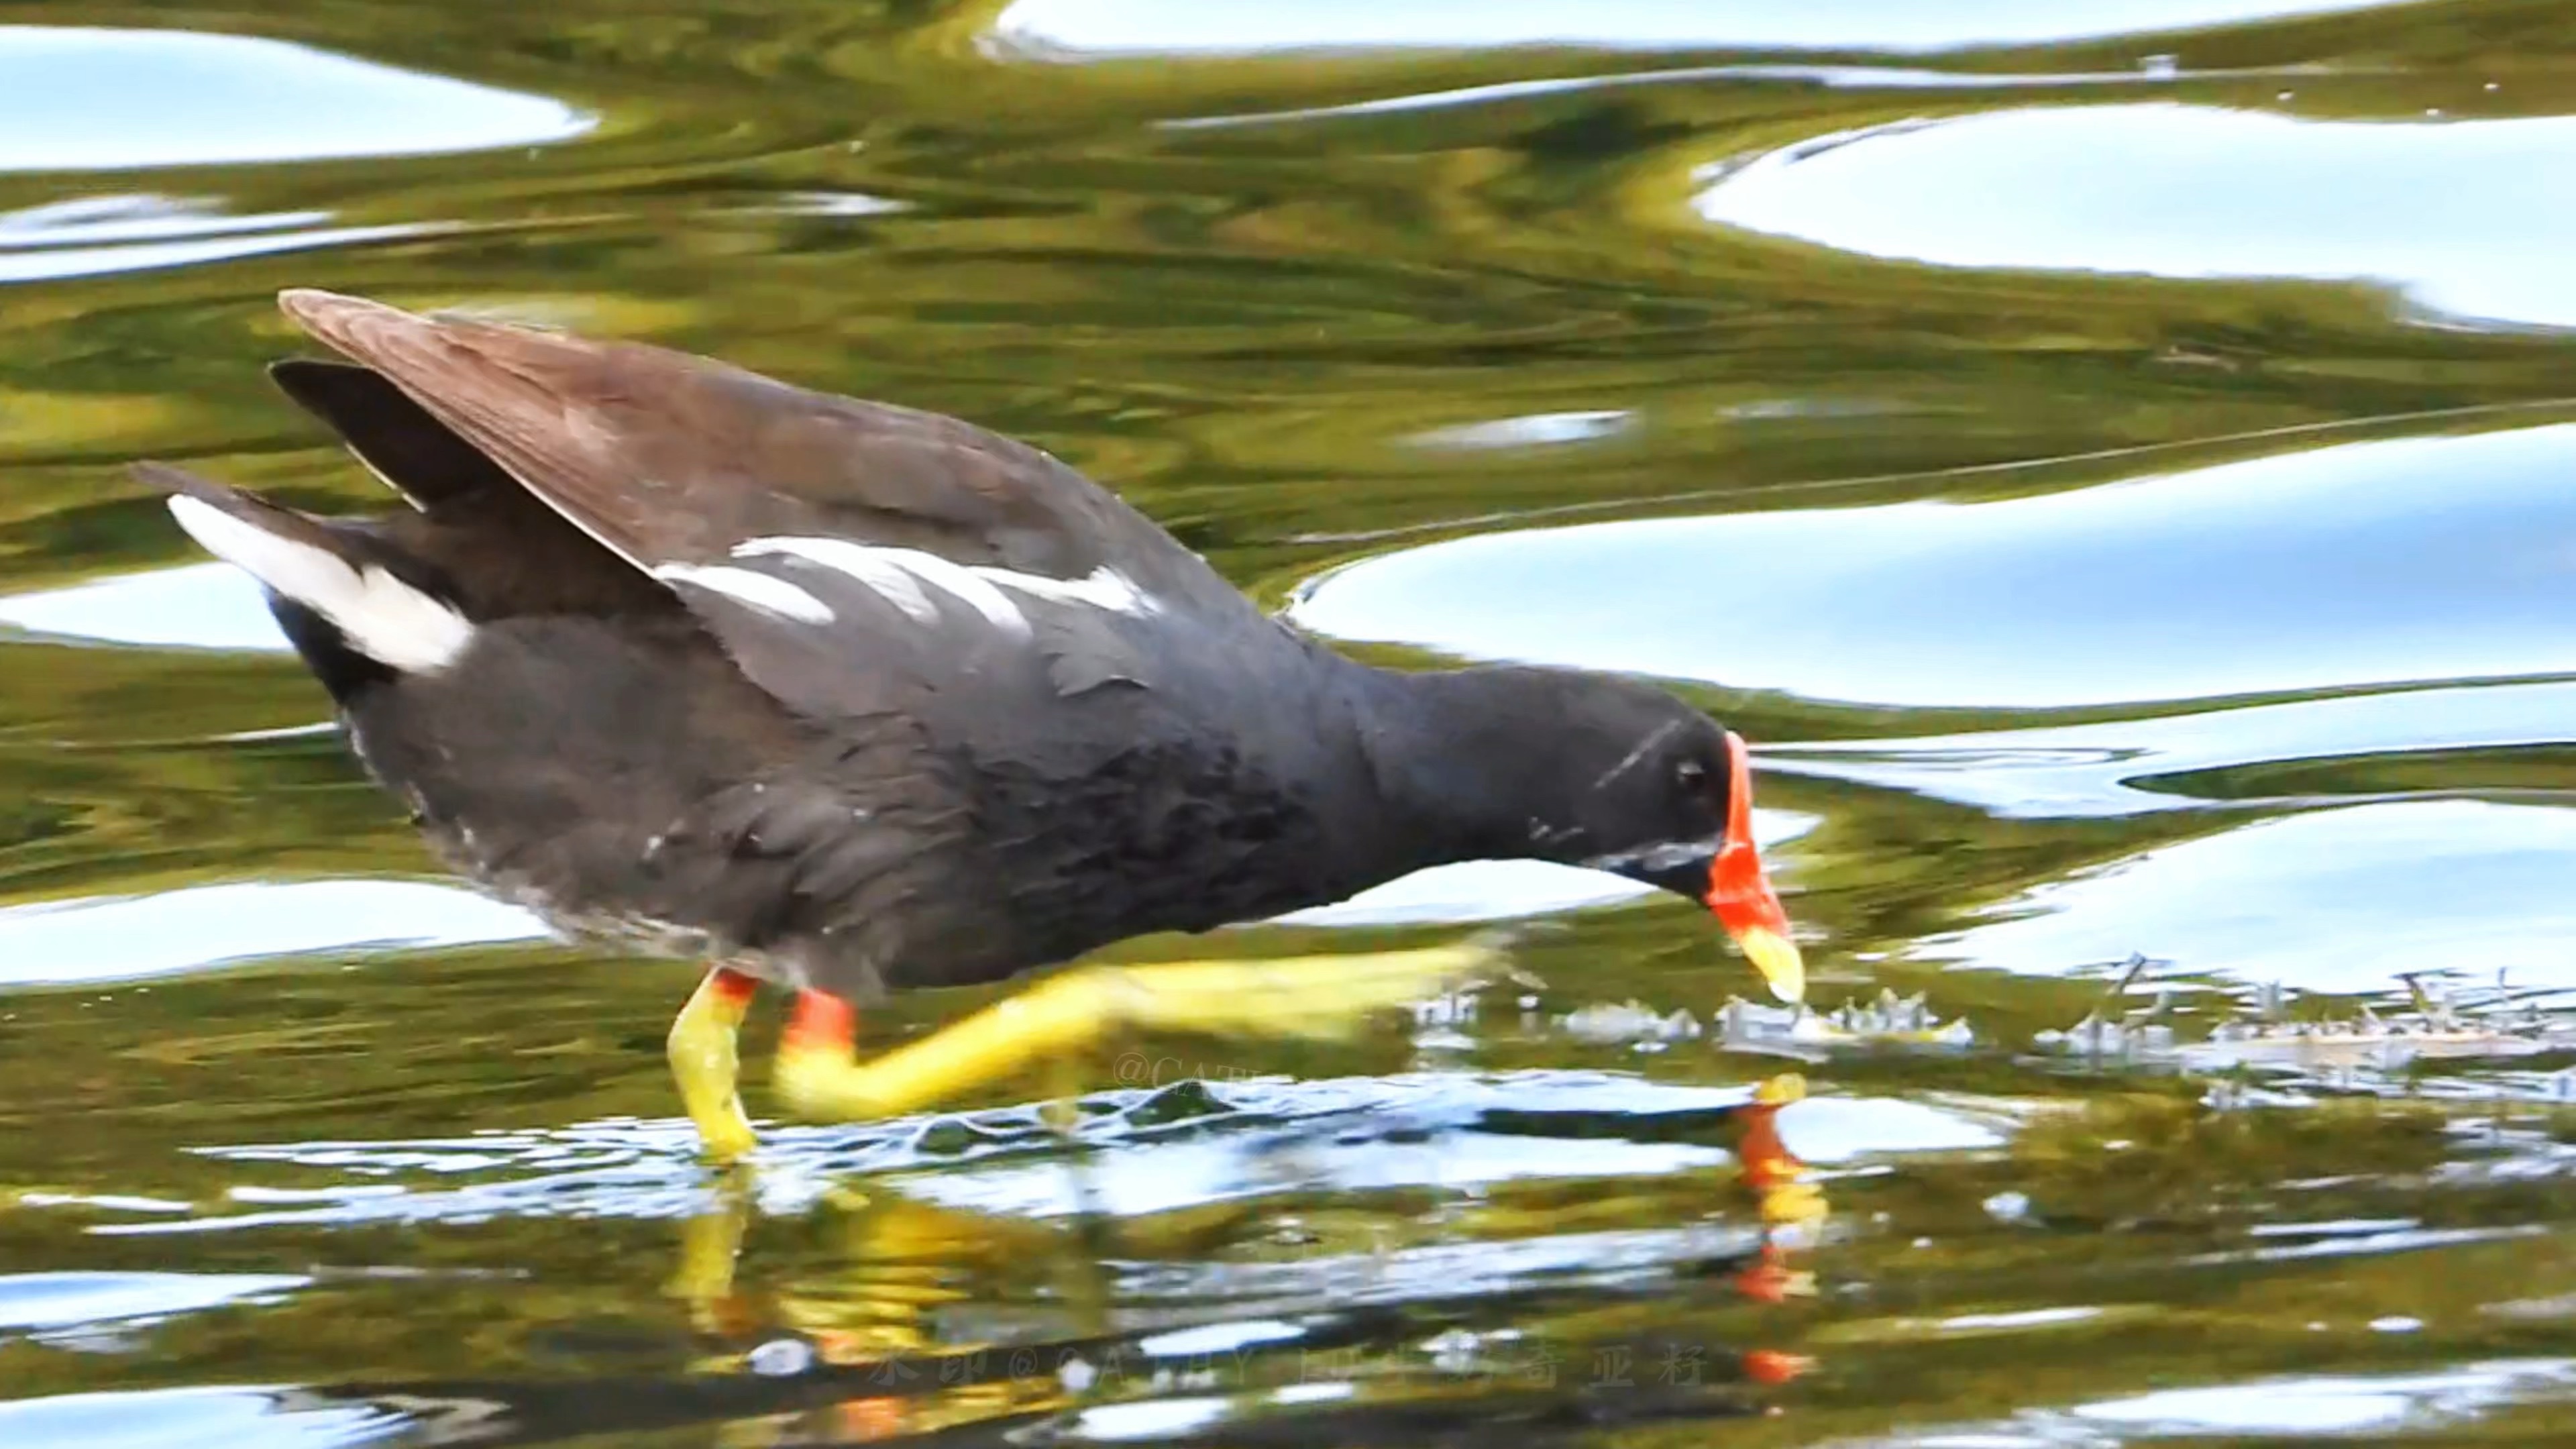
[{"xmin": 1705, "ymin": 731, "xmax": 1804, "ymax": 1002}]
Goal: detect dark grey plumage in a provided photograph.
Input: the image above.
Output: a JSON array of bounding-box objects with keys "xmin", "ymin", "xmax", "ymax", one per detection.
[{"xmin": 151, "ymin": 291, "xmax": 1768, "ymax": 1005}]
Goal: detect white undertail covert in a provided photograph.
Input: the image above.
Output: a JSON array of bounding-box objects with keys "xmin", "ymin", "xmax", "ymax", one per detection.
[{"xmin": 166, "ymin": 494, "xmax": 474, "ymax": 673}]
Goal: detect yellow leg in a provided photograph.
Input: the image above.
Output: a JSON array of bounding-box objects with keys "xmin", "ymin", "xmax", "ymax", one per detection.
[
  {"xmin": 776, "ymin": 940, "xmax": 1502, "ymax": 1122},
  {"xmin": 667, "ymin": 966, "xmax": 762, "ymax": 1162}
]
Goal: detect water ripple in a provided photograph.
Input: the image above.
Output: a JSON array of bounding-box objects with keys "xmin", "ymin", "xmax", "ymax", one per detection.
[
  {"xmin": 0, "ymin": 196, "xmax": 445, "ymax": 286},
  {"xmin": 994, "ymin": 1, "xmax": 2414, "ymax": 59},
  {"xmin": 0, "ymin": 26, "xmax": 588, "ymax": 172},
  {"xmin": 62, "ymin": 1071, "xmax": 1996, "ymax": 1232},
  {"xmin": 1292, "ymin": 424, "xmax": 2576, "ymax": 710},
  {"xmin": 1700, "ymin": 105, "xmax": 2576, "ymax": 329}
]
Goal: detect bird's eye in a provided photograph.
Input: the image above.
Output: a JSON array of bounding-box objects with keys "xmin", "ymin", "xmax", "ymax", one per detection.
[{"xmin": 1674, "ymin": 759, "xmax": 1709, "ymax": 790}]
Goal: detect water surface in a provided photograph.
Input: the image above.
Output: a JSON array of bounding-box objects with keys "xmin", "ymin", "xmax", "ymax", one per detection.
[{"xmin": 6, "ymin": 2, "xmax": 2576, "ymax": 1446}]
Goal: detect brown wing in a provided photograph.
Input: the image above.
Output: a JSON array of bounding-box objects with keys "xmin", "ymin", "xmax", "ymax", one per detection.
[{"xmin": 272, "ymin": 289, "xmax": 1233, "ymax": 610}]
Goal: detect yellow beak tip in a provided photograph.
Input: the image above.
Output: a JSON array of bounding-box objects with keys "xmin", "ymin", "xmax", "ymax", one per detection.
[{"xmin": 1739, "ymin": 928, "xmax": 1805, "ymax": 1004}]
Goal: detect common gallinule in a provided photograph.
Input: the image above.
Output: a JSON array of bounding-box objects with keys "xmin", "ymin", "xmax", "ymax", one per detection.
[{"xmin": 150, "ymin": 290, "xmax": 1805, "ymax": 1161}]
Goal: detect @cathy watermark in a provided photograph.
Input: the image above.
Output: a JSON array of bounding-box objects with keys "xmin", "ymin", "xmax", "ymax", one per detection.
[{"xmin": 1112, "ymin": 1052, "xmax": 1270, "ymax": 1089}]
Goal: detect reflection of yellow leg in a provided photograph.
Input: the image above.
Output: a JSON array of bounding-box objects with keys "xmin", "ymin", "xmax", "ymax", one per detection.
[
  {"xmin": 777, "ymin": 942, "xmax": 1499, "ymax": 1122},
  {"xmin": 1741, "ymin": 1072, "xmax": 1829, "ymax": 1232},
  {"xmin": 667, "ymin": 1176, "xmax": 754, "ymax": 1336},
  {"xmin": 668, "ymin": 967, "xmax": 761, "ymax": 1161}
]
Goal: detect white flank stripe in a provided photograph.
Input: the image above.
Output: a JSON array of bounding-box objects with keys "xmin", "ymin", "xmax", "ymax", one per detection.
[
  {"xmin": 985, "ymin": 564, "xmax": 1158, "ymax": 616},
  {"xmin": 739, "ymin": 537, "xmax": 1030, "ymax": 635},
  {"xmin": 653, "ymin": 562, "xmax": 834, "ymax": 623},
  {"xmin": 733, "ymin": 536, "xmax": 1161, "ymax": 632},
  {"xmin": 874, "ymin": 549, "xmax": 1031, "ymax": 633},
  {"xmin": 734, "ymin": 537, "xmax": 938, "ymax": 625},
  {"xmin": 167, "ymin": 495, "xmax": 472, "ymax": 672}
]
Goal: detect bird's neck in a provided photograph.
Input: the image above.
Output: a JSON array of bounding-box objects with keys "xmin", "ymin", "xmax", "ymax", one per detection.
[{"xmin": 1335, "ymin": 659, "xmax": 1594, "ymax": 874}]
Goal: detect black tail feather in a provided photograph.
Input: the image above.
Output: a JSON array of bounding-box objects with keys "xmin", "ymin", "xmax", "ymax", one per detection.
[
  {"xmin": 131, "ymin": 461, "xmax": 356, "ymax": 561},
  {"xmin": 269, "ymin": 359, "xmax": 516, "ymax": 510}
]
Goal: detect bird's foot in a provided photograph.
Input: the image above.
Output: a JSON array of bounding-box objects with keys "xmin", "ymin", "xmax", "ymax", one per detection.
[{"xmin": 774, "ymin": 939, "xmax": 1505, "ymax": 1123}]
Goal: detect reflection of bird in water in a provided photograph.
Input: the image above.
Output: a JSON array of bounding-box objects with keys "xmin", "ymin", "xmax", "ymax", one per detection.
[
  {"xmin": 149, "ymin": 288, "xmax": 1807, "ymax": 1161},
  {"xmin": 669, "ymin": 1183, "xmax": 1083, "ymax": 1442},
  {"xmin": 248, "ymin": 1074, "xmax": 1828, "ymax": 1444},
  {"xmin": 645, "ymin": 1072, "xmax": 1825, "ymax": 1444},
  {"xmin": 1731, "ymin": 1073, "xmax": 1823, "ymax": 1388}
]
